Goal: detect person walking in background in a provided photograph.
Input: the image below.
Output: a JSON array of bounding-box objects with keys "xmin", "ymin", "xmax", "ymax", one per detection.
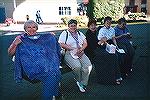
[
  {"xmin": 8, "ymin": 20, "xmax": 61, "ymax": 100},
  {"xmin": 58, "ymin": 19, "xmax": 92, "ymax": 93},
  {"xmin": 36, "ymin": 10, "xmax": 43, "ymax": 24},
  {"xmin": 114, "ymin": 18, "xmax": 135, "ymax": 78},
  {"xmin": 26, "ymin": 15, "xmax": 29, "ymax": 21},
  {"xmin": 84, "ymin": 19, "xmax": 99, "ymax": 64}
]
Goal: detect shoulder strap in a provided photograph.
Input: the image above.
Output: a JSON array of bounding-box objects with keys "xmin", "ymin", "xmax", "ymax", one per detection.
[
  {"xmin": 65, "ymin": 30, "xmax": 69, "ymax": 44},
  {"xmin": 64, "ymin": 30, "xmax": 81, "ymax": 44},
  {"xmin": 77, "ymin": 31, "xmax": 81, "ymax": 35}
]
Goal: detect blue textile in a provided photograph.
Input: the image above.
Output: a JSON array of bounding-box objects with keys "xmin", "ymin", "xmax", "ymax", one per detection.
[
  {"xmin": 14, "ymin": 33, "xmax": 61, "ymax": 83},
  {"xmin": 114, "ymin": 25, "xmax": 130, "ymax": 43}
]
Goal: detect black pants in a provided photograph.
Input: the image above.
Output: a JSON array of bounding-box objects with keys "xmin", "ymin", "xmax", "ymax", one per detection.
[
  {"xmin": 93, "ymin": 46, "xmax": 121, "ymax": 84},
  {"xmin": 117, "ymin": 42, "xmax": 135, "ymax": 75}
]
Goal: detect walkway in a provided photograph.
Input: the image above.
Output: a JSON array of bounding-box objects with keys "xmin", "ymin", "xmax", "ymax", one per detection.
[{"xmin": 0, "ymin": 23, "xmax": 67, "ymax": 33}]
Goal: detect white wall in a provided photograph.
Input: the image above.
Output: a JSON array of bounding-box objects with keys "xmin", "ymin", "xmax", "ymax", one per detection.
[{"xmin": 13, "ymin": 0, "xmax": 78, "ymax": 23}]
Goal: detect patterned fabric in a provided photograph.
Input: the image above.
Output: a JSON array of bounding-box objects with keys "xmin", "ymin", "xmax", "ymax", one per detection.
[{"xmin": 14, "ymin": 33, "xmax": 61, "ymax": 83}]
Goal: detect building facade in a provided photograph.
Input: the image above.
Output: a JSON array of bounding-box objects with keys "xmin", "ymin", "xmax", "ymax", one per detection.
[
  {"xmin": 147, "ymin": 0, "xmax": 150, "ymax": 15},
  {"xmin": 0, "ymin": 0, "xmax": 150, "ymax": 23},
  {"xmin": 0, "ymin": 0, "xmax": 79, "ymax": 23},
  {"xmin": 125, "ymin": 0, "xmax": 150, "ymax": 15}
]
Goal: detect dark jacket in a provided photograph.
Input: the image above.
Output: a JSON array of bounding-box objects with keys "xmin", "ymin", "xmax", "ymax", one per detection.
[{"xmin": 84, "ymin": 29, "xmax": 99, "ymax": 62}]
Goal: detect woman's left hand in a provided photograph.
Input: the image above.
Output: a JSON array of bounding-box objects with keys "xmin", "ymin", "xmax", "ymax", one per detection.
[
  {"xmin": 126, "ymin": 33, "xmax": 132, "ymax": 38},
  {"xmin": 76, "ymin": 48, "xmax": 84, "ymax": 57}
]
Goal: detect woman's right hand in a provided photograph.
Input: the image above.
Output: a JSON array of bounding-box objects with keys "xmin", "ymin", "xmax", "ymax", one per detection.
[
  {"xmin": 60, "ymin": 43, "xmax": 75, "ymax": 51},
  {"xmin": 13, "ymin": 36, "xmax": 22, "ymax": 45},
  {"xmin": 8, "ymin": 35, "xmax": 22, "ymax": 56},
  {"xmin": 98, "ymin": 37, "xmax": 107, "ymax": 45},
  {"xmin": 67, "ymin": 45, "xmax": 76, "ymax": 51}
]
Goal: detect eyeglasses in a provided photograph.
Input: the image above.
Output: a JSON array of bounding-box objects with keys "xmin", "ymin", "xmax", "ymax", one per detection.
[{"xmin": 27, "ymin": 26, "xmax": 36, "ymax": 28}]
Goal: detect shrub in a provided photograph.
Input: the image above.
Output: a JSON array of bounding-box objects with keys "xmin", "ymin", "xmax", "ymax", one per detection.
[{"xmin": 61, "ymin": 16, "xmax": 89, "ymax": 27}]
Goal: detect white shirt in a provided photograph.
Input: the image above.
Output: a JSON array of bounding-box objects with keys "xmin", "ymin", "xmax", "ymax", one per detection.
[
  {"xmin": 97, "ymin": 26, "xmax": 115, "ymax": 40},
  {"xmin": 58, "ymin": 30, "xmax": 86, "ymax": 49},
  {"xmin": 58, "ymin": 30, "xmax": 86, "ymax": 59}
]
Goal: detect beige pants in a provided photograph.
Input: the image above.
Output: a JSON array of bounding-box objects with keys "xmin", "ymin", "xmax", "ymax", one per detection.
[{"xmin": 64, "ymin": 51, "xmax": 92, "ymax": 86}]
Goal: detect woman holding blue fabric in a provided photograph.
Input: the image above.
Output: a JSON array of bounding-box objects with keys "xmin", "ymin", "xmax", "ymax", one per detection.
[
  {"xmin": 114, "ymin": 18, "xmax": 135, "ymax": 77},
  {"xmin": 8, "ymin": 20, "xmax": 62, "ymax": 100}
]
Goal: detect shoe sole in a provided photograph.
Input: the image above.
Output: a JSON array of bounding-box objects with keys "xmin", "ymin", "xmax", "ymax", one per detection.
[{"xmin": 76, "ymin": 82, "xmax": 86, "ymax": 92}]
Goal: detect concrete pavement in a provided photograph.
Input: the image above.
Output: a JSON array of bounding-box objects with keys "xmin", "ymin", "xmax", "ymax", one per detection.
[{"xmin": 0, "ymin": 23, "xmax": 67, "ymax": 32}]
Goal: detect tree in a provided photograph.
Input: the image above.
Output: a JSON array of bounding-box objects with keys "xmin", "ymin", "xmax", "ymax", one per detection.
[
  {"xmin": 93, "ymin": 0, "xmax": 125, "ymax": 22},
  {"xmin": 86, "ymin": 0, "xmax": 94, "ymax": 19}
]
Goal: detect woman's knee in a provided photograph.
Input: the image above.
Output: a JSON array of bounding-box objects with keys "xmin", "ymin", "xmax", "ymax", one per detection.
[{"xmin": 82, "ymin": 65, "xmax": 92, "ymax": 74}]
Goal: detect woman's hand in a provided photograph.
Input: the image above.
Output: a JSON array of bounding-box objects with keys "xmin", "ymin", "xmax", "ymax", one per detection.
[
  {"xmin": 76, "ymin": 48, "xmax": 84, "ymax": 57},
  {"xmin": 126, "ymin": 32, "xmax": 132, "ymax": 38},
  {"xmin": 115, "ymin": 33, "xmax": 132, "ymax": 39},
  {"xmin": 98, "ymin": 37, "xmax": 107, "ymax": 45},
  {"xmin": 8, "ymin": 35, "xmax": 22, "ymax": 56},
  {"xmin": 60, "ymin": 43, "xmax": 75, "ymax": 51},
  {"xmin": 13, "ymin": 36, "xmax": 22, "ymax": 45}
]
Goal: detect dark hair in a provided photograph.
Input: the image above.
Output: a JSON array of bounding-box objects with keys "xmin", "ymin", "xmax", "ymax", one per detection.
[
  {"xmin": 104, "ymin": 16, "xmax": 112, "ymax": 23},
  {"xmin": 117, "ymin": 18, "xmax": 126, "ymax": 24},
  {"xmin": 87, "ymin": 19, "xmax": 97, "ymax": 27},
  {"xmin": 68, "ymin": 19, "xmax": 77, "ymax": 25}
]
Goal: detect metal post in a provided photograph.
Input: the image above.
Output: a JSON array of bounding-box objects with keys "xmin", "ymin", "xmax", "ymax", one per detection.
[{"xmin": 13, "ymin": 0, "xmax": 16, "ymax": 9}]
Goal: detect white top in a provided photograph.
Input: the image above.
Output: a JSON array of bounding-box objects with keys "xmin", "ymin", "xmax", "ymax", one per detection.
[
  {"xmin": 97, "ymin": 26, "xmax": 115, "ymax": 40},
  {"xmin": 58, "ymin": 30, "xmax": 86, "ymax": 59},
  {"xmin": 58, "ymin": 30, "xmax": 86, "ymax": 49}
]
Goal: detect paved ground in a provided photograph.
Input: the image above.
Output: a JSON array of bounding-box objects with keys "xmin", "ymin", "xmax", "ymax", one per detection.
[{"xmin": 0, "ymin": 23, "xmax": 67, "ymax": 33}]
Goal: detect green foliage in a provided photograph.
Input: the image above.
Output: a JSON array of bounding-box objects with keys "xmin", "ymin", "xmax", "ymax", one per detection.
[
  {"xmin": 61, "ymin": 16, "xmax": 88, "ymax": 27},
  {"xmin": 93, "ymin": 0, "xmax": 125, "ymax": 21}
]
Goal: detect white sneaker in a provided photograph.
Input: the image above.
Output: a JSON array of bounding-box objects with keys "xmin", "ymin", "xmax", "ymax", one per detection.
[
  {"xmin": 116, "ymin": 77, "xmax": 123, "ymax": 81},
  {"xmin": 76, "ymin": 81, "xmax": 86, "ymax": 92}
]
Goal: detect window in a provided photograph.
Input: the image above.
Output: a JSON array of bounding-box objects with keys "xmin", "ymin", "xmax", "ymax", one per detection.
[
  {"xmin": 59, "ymin": 7, "xmax": 71, "ymax": 15},
  {"xmin": 141, "ymin": 0, "xmax": 146, "ymax": 4},
  {"xmin": 129, "ymin": 0, "xmax": 135, "ymax": 6}
]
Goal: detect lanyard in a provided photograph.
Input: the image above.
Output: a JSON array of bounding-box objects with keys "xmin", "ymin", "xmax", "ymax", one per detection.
[{"xmin": 71, "ymin": 33, "xmax": 80, "ymax": 48}]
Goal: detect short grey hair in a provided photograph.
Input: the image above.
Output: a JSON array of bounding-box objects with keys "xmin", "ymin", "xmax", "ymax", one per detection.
[{"xmin": 24, "ymin": 20, "xmax": 38, "ymax": 32}]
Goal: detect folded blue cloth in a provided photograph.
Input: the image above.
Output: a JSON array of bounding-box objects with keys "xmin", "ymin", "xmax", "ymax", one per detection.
[{"xmin": 14, "ymin": 33, "xmax": 61, "ymax": 83}]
